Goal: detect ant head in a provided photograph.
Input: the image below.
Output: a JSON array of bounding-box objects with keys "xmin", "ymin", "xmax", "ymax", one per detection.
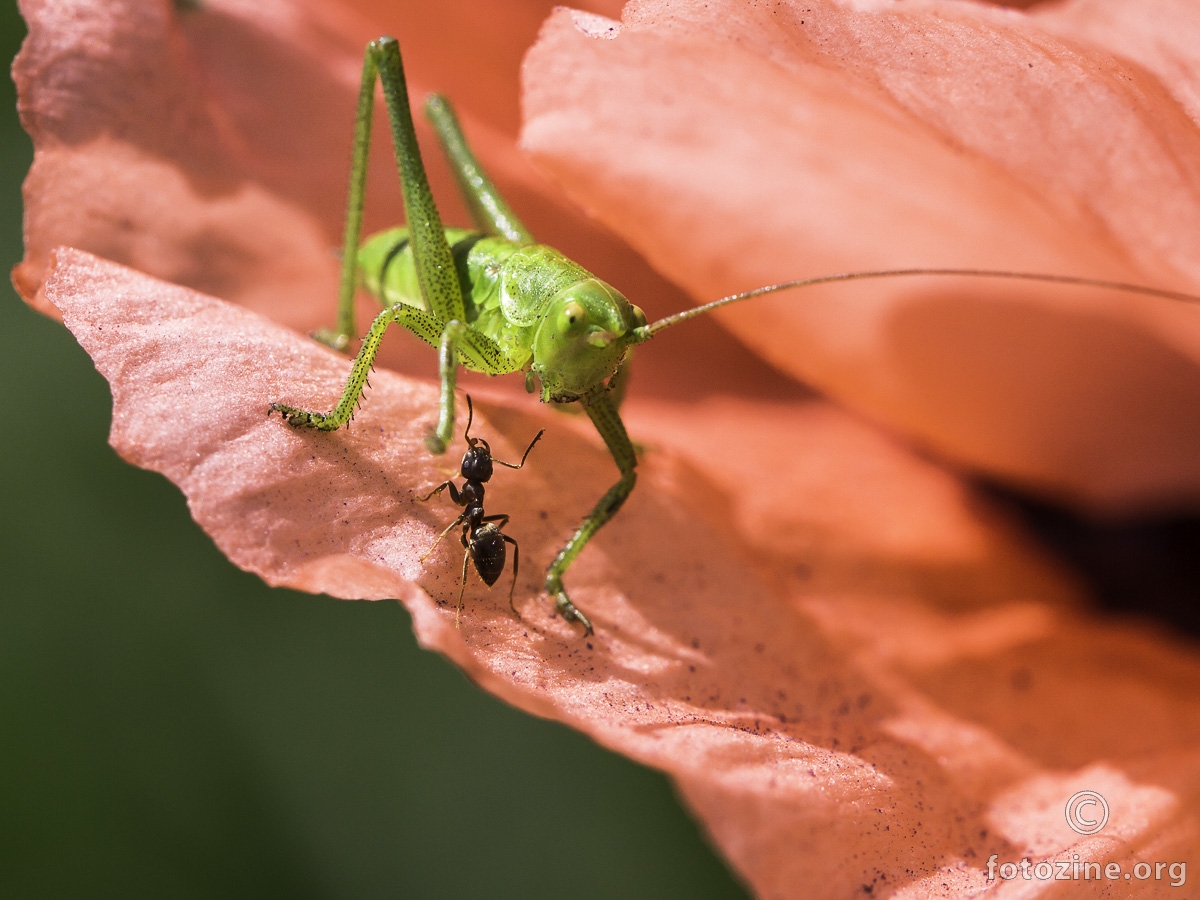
[
  {"xmin": 460, "ymin": 395, "xmax": 494, "ymax": 482},
  {"xmin": 461, "ymin": 444, "xmax": 493, "ymax": 482}
]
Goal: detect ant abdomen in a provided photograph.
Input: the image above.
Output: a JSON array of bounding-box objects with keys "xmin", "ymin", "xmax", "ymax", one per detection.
[{"xmin": 468, "ymin": 524, "xmax": 508, "ymax": 586}]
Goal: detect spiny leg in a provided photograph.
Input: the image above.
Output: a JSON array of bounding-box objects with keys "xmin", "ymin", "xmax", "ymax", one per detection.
[
  {"xmin": 270, "ymin": 303, "xmax": 440, "ymax": 430},
  {"xmin": 313, "ymin": 39, "xmax": 467, "ymax": 359},
  {"xmin": 423, "ymin": 94, "xmax": 534, "ymax": 244},
  {"xmin": 544, "ymin": 391, "xmax": 637, "ymax": 637}
]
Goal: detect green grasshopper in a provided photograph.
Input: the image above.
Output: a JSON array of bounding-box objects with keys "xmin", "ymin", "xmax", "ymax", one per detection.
[{"xmin": 270, "ymin": 37, "xmax": 1200, "ymax": 636}]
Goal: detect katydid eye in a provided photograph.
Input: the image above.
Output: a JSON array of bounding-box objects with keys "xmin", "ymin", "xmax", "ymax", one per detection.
[{"xmin": 557, "ymin": 301, "xmax": 588, "ymax": 335}]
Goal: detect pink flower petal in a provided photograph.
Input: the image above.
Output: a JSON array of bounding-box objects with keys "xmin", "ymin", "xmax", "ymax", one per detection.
[
  {"xmin": 48, "ymin": 246, "xmax": 1200, "ymax": 898},
  {"xmin": 521, "ymin": 0, "xmax": 1200, "ymax": 513}
]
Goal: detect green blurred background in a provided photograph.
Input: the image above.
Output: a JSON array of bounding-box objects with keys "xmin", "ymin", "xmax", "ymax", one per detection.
[{"xmin": 0, "ymin": 4, "xmax": 749, "ymax": 897}]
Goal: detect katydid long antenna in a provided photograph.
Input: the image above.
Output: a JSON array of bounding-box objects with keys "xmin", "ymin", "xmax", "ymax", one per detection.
[{"xmin": 630, "ymin": 268, "xmax": 1200, "ymax": 342}]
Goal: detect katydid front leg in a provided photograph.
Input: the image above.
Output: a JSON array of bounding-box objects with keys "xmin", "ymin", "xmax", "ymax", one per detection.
[
  {"xmin": 545, "ymin": 391, "xmax": 638, "ymax": 637},
  {"xmin": 272, "ymin": 304, "xmax": 509, "ymax": 453},
  {"xmin": 271, "ymin": 302, "xmax": 433, "ymax": 430}
]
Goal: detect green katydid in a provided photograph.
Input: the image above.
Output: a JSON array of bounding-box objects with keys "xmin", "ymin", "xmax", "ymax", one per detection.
[{"xmin": 269, "ymin": 37, "xmax": 1200, "ymax": 637}]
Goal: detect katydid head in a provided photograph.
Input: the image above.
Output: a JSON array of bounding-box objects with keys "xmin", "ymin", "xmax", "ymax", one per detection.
[{"xmin": 530, "ymin": 278, "xmax": 647, "ymax": 402}]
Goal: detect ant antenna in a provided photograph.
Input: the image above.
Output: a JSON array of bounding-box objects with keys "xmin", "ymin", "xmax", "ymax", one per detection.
[
  {"xmin": 494, "ymin": 427, "xmax": 545, "ymax": 470},
  {"xmin": 462, "ymin": 394, "xmax": 491, "ymax": 455},
  {"xmin": 463, "ymin": 394, "xmax": 476, "ymax": 444},
  {"xmin": 461, "ymin": 394, "xmax": 543, "ymax": 466}
]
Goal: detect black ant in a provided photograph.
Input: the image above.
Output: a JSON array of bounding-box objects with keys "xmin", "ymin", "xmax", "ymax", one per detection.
[{"xmin": 417, "ymin": 395, "xmax": 544, "ymax": 627}]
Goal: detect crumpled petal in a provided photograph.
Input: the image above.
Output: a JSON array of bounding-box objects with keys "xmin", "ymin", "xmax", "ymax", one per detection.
[
  {"xmin": 520, "ymin": 0, "xmax": 1200, "ymax": 514},
  {"xmin": 47, "ymin": 246, "xmax": 1200, "ymax": 899}
]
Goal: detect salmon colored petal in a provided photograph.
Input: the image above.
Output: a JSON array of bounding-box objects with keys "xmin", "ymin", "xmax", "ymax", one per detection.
[
  {"xmin": 16, "ymin": 0, "xmax": 353, "ymax": 327},
  {"xmin": 47, "ymin": 247, "xmax": 1200, "ymax": 899},
  {"xmin": 521, "ymin": 0, "xmax": 1200, "ymax": 515}
]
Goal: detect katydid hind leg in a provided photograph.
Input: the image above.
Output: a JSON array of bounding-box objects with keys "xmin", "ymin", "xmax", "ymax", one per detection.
[
  {"xmin": 424, "ymin": 94, "xmax": 534, "ymax": 245},
  {"xmin": 312, "ymin": 34, "xmax": 378, "ymax": 351},
  {"xmin": 311, "ymin": 37, "xmax": 465, "ymax": 347},
  {"xmin": 371, "ymin": 37, "xmax": 467, "ymax": 325},
  {"xmin": 276, "ymin": 36, "xmax": 470, "ymax": 443},
  {"xmin": 303, "ymin": 38, "xmax": 476, "ymax": 453}
]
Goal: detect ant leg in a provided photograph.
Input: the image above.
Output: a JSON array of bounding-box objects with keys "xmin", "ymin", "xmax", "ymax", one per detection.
[
  {"xmin": 481, "ymin": 513, "xmax": 510, "ymax": 528},
  {"xmin": 416, "ymin": 481, "xmax": 462, "ymax": 504},
  {"xmin": 456, "ymin": 525, "xmax": 471, "ymax": 628},
  {"xmin": 420, "ymin": 511, "xmax": 466, "ymax": 564},
  {"xmin": 502, "ymin": 533, "xmax": 521, "ymax": 620}
]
